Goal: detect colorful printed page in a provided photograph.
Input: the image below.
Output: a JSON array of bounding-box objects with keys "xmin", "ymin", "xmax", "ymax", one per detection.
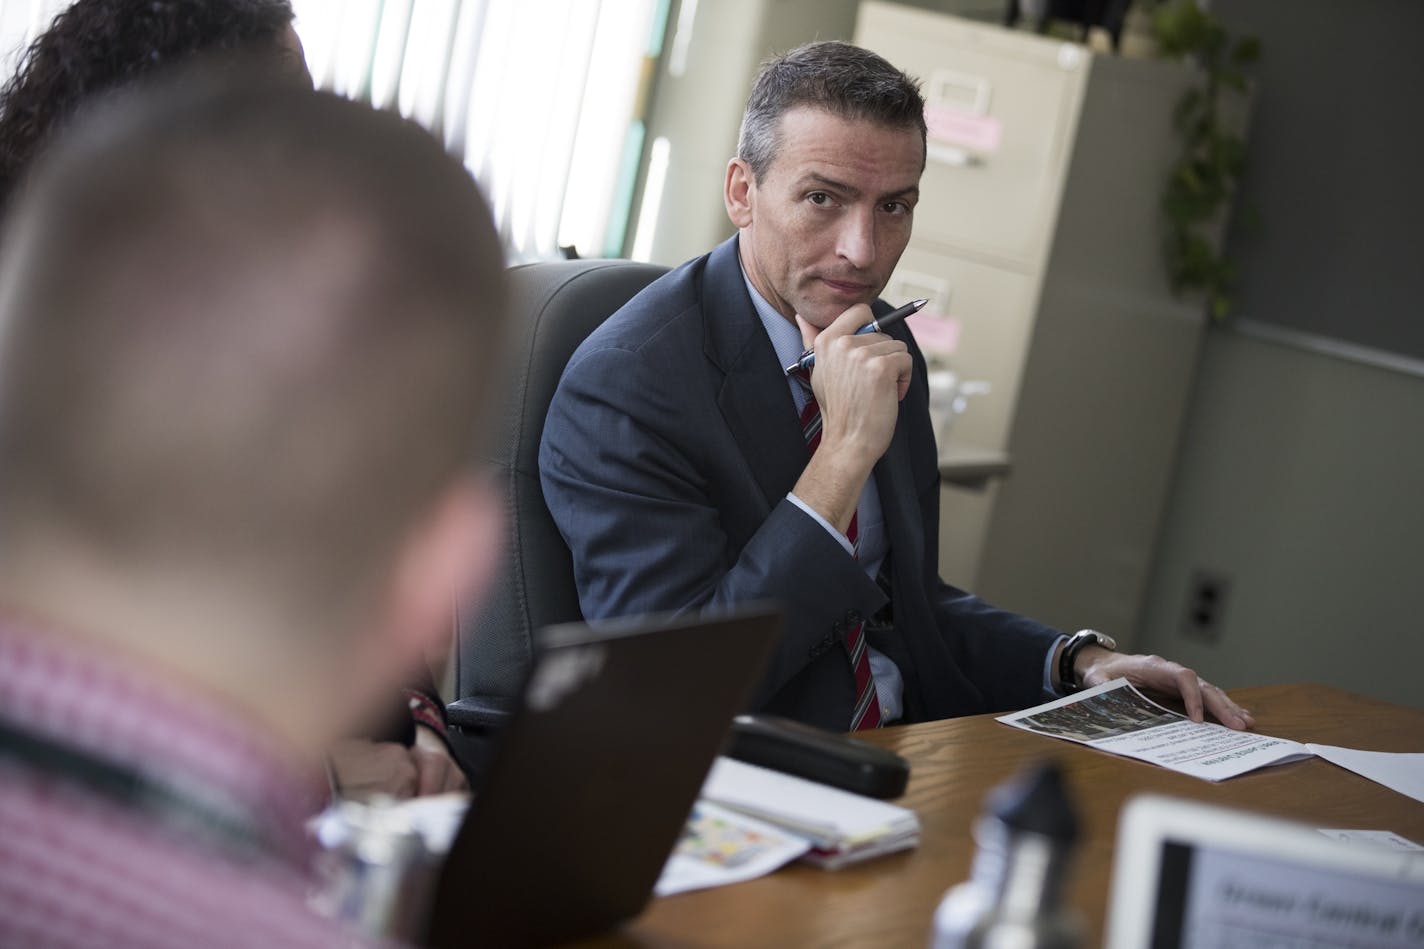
[{"xmin": 655, "ymin": 801, "xmax": 810, "ymax": 896}]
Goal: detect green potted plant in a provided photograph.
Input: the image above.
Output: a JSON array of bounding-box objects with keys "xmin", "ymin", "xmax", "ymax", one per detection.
[{"xmin": 1150, "ymin": 0, "xmax": 1260, "ymax": 321}]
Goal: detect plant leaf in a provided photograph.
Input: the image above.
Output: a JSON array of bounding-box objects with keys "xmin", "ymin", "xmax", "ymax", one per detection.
[{"xmin": 1232, "ymin": 36, "xmax": 1262, "ymax": 66}]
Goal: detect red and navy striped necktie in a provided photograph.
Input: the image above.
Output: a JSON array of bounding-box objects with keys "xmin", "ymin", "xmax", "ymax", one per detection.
[{"xmin": 793, "ymin": 372, "xmax": 881, "ymax": 731}]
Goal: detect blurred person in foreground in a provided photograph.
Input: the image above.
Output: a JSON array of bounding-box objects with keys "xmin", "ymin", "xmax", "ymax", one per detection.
[
  {"xmin": 0, "ymin": 0, "xmax": 466, "ymax": 797},
  {"xmin": 0, "ymin": 71, "xmax": 506, "ymax": 946}
]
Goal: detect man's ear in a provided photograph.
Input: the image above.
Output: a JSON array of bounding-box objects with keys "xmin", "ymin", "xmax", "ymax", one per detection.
[
  {"xmin": 383, "ymin": 474, "xmax": 504, "ymax": 674},
  {"xmin": 724, "ymin": 157, "xmax": 755, "ymax": 229}
]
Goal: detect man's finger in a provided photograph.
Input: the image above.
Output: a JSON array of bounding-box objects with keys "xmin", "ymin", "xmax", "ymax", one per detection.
[
  {"xmin": 1201, "ymin": 681, "xmax": 1253, "ymax": 731},
  {"xmin": 413, "ymin": 745, "xmax": 469, "ymax": 796},
  {"xmin": 890, "ymin": 350, "xmax": 913, "ymax": 400},
  {"xmin": 794, "ymin": 313, "xmax": 818, "ymax": 351},
  {"xmin": 441, "ymin": 757, "xmax": 470, "ymax": 793},
  {"xmin": 328, "ymin": 739, "xmax": 420, "ymax": 800},
  {"xmin": 413, "ymin": 748, "xmax": 450, "ymax": 796},
  {"xmin": 855, "ymin": 336, "xmax": 909, "ymax": 356},
  {"xmin": 1175, "ymin": 666, "xmax": 1205, "ymax": 722},
  {"xmin": 809, "ymin": 304, "xmax": 875, "ymax": 347},
  {"xmin": 830, "ymin": 303, "xmax": 875, "ymax": 336}
]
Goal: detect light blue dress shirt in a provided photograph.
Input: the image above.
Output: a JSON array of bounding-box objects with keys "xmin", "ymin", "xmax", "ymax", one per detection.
[{"xmin": 740, "ymin": 273, "xmax": 906, "ymax": 722}]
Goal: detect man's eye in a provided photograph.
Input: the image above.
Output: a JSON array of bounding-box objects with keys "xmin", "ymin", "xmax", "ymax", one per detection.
[
  {"xmin": 882, "ymin": 200, "xmax": 909, "ymax": 215},
  {"xmin": 807, "ymin": 192, "xmax": 832, "ymax": 206}
]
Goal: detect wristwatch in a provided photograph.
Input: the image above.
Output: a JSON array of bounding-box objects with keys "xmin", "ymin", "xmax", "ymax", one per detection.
[{"xmin": 1059, "ymin": 629, "xmax": 1117, "ymax": 692}]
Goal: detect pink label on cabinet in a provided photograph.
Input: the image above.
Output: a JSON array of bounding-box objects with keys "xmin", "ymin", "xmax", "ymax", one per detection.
[
  {"xmin": 907, "ymin": 311, "xmax": 961, "ymax": 356},
  {"xmin": 924, "ymin": 104, "xmax": 1003, "ymax": 155}
]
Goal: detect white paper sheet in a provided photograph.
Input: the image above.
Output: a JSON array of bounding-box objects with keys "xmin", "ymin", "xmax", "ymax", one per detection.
[
  {"xmin": 997, "ymin": 679, "xmax": 1312, "ymax": 782},
  {"xmin": 1317, "ymin": 829, "xmax": 1424, "ymax": 851},
  {"xmin": 1307, "ymin": 743, "xmax": 1424, "ymax": 805},
  {"xmin": 654, "ymin": 801, "xmax": 810, "ymax": 896},
  {"xmin": 698, "ymin": 757, "xmax": 920, "ymax": 849}
]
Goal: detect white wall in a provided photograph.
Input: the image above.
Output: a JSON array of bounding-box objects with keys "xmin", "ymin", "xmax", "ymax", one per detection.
[
  {"xmin": 1137, "ymin": 333, "xmax": 1424, "ymax": 708},
  {"xmin": 1135, "ymin": 0, "xmax": 1424, "ymax": 709},
  {"xmin": 632, "ymin": 0, "xmax": 857, "ymax": 265}
]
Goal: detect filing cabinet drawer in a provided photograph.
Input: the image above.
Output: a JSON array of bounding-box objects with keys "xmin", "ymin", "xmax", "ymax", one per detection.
[
  {"xmin": 856, "ymin": 1, "xmax": 1089, "ymax": 269},
  {"xmin": 887, "ymin": 245, "xmax": 1037, "ymax": 452}
]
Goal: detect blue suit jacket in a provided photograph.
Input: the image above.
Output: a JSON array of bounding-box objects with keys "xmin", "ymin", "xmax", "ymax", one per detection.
[{"xmin": 540, "ymin": 237, "xmax": 1060, "ymax": 730}]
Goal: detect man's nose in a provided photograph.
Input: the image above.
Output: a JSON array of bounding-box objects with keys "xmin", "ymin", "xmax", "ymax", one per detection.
[{"xmin": 835, "ymin": 208, "xmax": 876, "ymax": 268}]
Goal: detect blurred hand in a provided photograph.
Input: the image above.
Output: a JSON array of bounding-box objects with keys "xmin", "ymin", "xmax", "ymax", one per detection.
[
  {"xmin": 411, "ymin": 725, "xmax": 468, "ymax": 796},
  {"xmin": 328, "ymin": 733, "xmax": 467, "ymax": 800},
  {"xmin": 328, "ymin": 739, "xmax": 419, "ymax": 799}
]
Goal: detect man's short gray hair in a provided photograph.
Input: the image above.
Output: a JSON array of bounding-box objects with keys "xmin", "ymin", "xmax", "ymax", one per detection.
[{"xmin": 737, "ymin": 40, "xmax": 926, "ymax": 181}]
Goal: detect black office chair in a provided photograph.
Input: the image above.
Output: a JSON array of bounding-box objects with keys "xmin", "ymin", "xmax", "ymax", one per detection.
[{"xmin": 447, "ymin": 258, "xmax": 669, "ymax": 781}]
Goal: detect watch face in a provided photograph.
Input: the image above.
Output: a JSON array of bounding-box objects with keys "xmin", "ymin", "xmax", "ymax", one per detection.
[{"xmin": 1080, "ymin": 630, "xmax": 1116, "ymax": 651}]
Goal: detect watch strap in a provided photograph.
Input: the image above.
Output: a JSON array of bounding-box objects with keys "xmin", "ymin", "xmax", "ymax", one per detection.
[{"xmin": 1059, "ymin": 629, "xmax": 1116, "ymax": 692}]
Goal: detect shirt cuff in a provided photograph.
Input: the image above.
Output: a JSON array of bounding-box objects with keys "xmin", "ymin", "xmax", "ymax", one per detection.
[
  {"xmin": 786, "ymin": 492, "xmax": 856, "ymax": 556},
  {"xmin": 1036, "ymin": 635, "xmax": 1070, "ymax": 695},
  {"xmin": 1044, "ymin": 634, "xmax": 1069, "ymax": 696},
  {"xmin": 404, "ymin": 688, "xmax": 450, "ymax": 741}
]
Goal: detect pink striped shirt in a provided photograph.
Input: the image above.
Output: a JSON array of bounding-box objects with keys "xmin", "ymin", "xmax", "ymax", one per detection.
[{"xmin": 0, "ymin": 614, "xmax": 382, "ymax": 948}]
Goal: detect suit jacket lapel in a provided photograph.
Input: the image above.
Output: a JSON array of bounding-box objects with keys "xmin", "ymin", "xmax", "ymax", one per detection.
[
  {"xmin": 872, "ymin": 322, "xmax": 926, "ymax": 570},
  {"xmin": 702, "ymin": 237, "xmax": 807, "ymax": 509},
  {"xmin": 872, "ymin": 416, "xmax": 924, "ymax": 569}
]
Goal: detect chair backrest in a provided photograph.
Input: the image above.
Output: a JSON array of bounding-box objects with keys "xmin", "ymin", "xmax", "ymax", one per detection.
[{"xmin": 452, "ymin": 259, "xmax": 669, "ymax": 735}]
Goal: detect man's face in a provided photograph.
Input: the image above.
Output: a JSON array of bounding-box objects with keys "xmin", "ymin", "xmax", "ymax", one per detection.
[{"xmin": 726, "ymin": 106, "xmax": 923, "ymax": 330}]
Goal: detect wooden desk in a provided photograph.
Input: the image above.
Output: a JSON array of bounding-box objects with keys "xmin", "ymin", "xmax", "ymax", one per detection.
[{"xmin": 582, "ymin": 684, "xmax": 1424, "ymax": 949}]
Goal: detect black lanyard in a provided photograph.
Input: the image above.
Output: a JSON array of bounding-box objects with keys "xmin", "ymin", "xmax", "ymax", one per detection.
[{"xmin": 0, "ymin": 715, "xmax": 286, "ymax": 864}]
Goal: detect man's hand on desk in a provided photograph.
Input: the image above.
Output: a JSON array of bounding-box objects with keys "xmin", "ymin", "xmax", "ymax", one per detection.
[
  {"xmin": 412, "ymin": 725, "xmax": 468, "ymax": 796},
  {"xmin": 328, "ymin": 730, "xmax": 469, "ymax": 800},
  {"xmin": 1075, "ymin": 647, "xmax": 1257, "ymax": 731}
]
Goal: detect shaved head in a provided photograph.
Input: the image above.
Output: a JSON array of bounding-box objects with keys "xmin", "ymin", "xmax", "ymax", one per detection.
[{"xmin": 0, "ymin": 69, "xmax": 507, "ymax": 640}]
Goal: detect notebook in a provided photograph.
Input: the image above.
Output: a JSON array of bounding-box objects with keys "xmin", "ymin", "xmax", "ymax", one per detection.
[
  {"xmin": 1106, "ymin": 794, "xmax": 1424, "ymax": 949},
  {"xmin": 697, "ymin": 756, "xmax": 919, "ymax": 869},
  {"xmin": 423, "ymin": 606, "xmax": 782, "ymax": 948}
]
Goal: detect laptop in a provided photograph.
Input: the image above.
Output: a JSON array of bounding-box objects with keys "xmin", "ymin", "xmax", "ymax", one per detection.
[
  {"xmin": 424, "ymin": 606, "xmax": 782, "ymax": 948},
  {"xmin": 1106, "ymin": 794, "xmax": 1424, "ymax": 949}
]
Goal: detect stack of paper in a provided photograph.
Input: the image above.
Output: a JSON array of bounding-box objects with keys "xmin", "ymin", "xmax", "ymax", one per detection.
[
  {"xmin": 698, "ymin": 757, "xmax": 920, "ymax": 870},
  {"xmin": 999, "ymin": 679, "xmax": 1424, "ymax": 796},
  {"xmin": 656, "ymin": 801, "xmax": 811, "ymax": 895},
  {"xmin": 998, "ymin": 679, "xmax": 1313, "ymax": 782}
]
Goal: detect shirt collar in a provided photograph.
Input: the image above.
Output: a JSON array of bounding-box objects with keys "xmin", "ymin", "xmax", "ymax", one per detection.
[
  {"xmin": 0, "ymin": 613, "xmax": 327, "ymax": 867},
  {"xmin": 740, "ymin": 265, "xmax": 806, "ymax": 377}
]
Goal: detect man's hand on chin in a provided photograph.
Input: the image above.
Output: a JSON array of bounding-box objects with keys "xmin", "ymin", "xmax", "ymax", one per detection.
[{"xmin": 790, "ymin": 304, "xmax": 912, "ymax": 535}]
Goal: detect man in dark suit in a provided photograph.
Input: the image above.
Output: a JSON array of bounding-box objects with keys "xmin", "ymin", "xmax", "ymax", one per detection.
[{"xmin": 540, "ymin": 41, "xmax": 1252, "ymax": 732}]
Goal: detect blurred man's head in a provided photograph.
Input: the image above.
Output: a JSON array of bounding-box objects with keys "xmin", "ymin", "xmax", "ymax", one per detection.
[
  {"xmin": 0, "ymin": 72, "xmax": 507, "ymax": 755},
  {"xmin": 726, "ymin": 41, "xmax": 926, "ymax": 328},
  {"xmin": 0, "ymin": 0, "xmax": 307, "ymax": 204}
]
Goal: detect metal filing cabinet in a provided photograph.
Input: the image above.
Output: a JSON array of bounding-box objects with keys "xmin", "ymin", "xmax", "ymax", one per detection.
[{"xmin": 858, "ymin": 2, "xmax": 1219, "ymax": 645}]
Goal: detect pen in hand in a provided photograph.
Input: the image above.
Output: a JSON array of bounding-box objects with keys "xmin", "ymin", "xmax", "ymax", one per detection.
[{"xmin": 785, "ymin": 299, "xmax": 930, "ymax": 375}]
